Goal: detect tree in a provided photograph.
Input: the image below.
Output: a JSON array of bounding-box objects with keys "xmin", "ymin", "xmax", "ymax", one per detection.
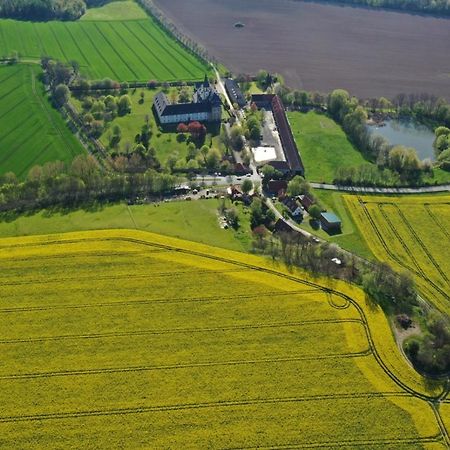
[
  {"xmin": 229, "ymin": 125, "xmax": 244, "ymax": 151},
  {"xmin": 438, "ymin": 148, "xmax": 450, "ymax": 170},
  {"xmin": 53, "ymin": 84, "xmax": 69, "ymax": 107},
  {"xmin": 241, "ymin": 178, "xmax": 253, "ymax": 194},
  {"xmin": 287, "ymin": 175, "xmax": 310, "ymax": 196},
  {"xmin": 188, "ymin": 121, "xmax": 206, "ymax": 141},
  {"xmin": 177, "ymin": 123, "xmax": 188, "ymax": 134},
  {"xmin": 308, "ymin": 204, "xmax": 321, "ymax": 220},
  {"xmin": 117, "ymin": 95, "xmax": 132, "ymax": 115},
  {"xmin": 328, "ymin": 89, "xmax": 351, "ymax": 121},
  {"xmin": 205, "ymin": 148, "xmax": 221, "ymax": 171}
]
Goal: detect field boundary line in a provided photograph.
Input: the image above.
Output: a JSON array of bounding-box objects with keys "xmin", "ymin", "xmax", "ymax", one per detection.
[
  {"xmin": 0, "ymin": 351, "xmax": 372, "ymax": 380},
  {"xmin": 0, "ymin": 318, "xmax": 364, "ymax": 344}
]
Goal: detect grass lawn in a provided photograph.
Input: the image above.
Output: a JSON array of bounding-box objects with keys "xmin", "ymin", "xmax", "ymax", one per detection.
[
  {"xmin": 288, "ymin": 111, "xmax": 371, "ymax": 183},
  {"xmin": 0, "ymin": 199, "xmax": 253, "ymax": 252},
  {"xmin": 0, "ymin": 64, "xmax": 84, "ymax": 178},
  {"xmin": 297, "ymin": 189, "xmax": 375, "ymax": 260},
  {"xmin": 73, "ymin": 87, "xmax": 221, "ymax": 163},
  {"xmin": 80, "ymin": 1, "xmax": 147, "ymax": 21}
]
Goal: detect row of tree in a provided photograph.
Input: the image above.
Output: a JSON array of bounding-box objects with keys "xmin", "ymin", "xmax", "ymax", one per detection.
[
  {"xmin": 294, "ymin": 0, "xmax": 450, "ymax": 16},
  {"xmin": 0, "ymin": 155, "xmax": 178, "ymax": 212}
]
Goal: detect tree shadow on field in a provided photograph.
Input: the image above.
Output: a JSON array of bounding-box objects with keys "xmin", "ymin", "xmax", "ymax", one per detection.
[{"xmin": 42, "ymin": 201, "xmax": 107, "ymax": 218}]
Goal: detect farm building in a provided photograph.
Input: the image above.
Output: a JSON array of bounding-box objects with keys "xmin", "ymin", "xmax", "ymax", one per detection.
[
  {"xmin": 225, "ymin": 78, "xmax": 246, "ymax": 108},
  {"xmin": 320, "ymin": 212, "xmax": 342, "ymax": 233},
  {"xmin": 267, "ymin": 179, "xmax": 287, "ymax": 196},
  {"xmin": 251, "ymin": 94, "xmax": 304, "ymax": 176},
  {"xmin": 283, "ymin": 197, "xmax": 303, "ymax": 220},
  {"xmin": 299, "ymin": 194, "xmax": 315, "ymax": 211},
  {"xmin": 153, "ymin": 76, "xmax": 221, "ymax": 124}
]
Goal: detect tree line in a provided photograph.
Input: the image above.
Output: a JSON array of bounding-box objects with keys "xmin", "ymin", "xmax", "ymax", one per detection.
[
  {"xmin": 0, "ymin": 155, "xmax": 178, "ymax": 213},
  {"xmin": 0, "ymin": 0, "xmax": 108, "ymax": 21},
  {"xmin": 292, "ymin": 0, "xmax": 450, "ymax": 16}
]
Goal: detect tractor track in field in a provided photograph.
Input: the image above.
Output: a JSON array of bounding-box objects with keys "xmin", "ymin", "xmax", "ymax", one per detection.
[
  {"xmin": 0, "ymin": 350, "xmax": 372, "ymax": 381},
  {"xmin": 356, "ymin": 197, "xmax": 449, "ymax": 314},
  {"xmin": 2, "ymin": 234, "xmax": 449, "ymax": 444},
  {"xmin": 0, "ymin": 318, "xmax": 363, "ymax": 345},
  {"xmin": 94, "ymin": 23, "xmax": 139, "ymax": 79},
  {"xmin": 0, "ymin": 391, "xmax": 412, "ymax": 424},
  {"xmin": 0, "ymin": 268, "xmax": 248, "ymax": 287},
  {"xmin": 424, "ymin": 204, "xmax": 450, "ymax": 241},
  {"xmin": 0, "ymin": 289, "xmax": 321, "ymax": 313},
  {"xmin": 223, "ymin": 434, "xmax": 443, "ymax": 449},
  {"xmin": 393, "ymin": 204, "xmax": 449, "ymax": 285}
]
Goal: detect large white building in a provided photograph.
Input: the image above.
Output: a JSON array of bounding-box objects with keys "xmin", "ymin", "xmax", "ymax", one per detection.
[{"xmin": 153, "ymin": 77, "xmax": 222, "ymax": 125}]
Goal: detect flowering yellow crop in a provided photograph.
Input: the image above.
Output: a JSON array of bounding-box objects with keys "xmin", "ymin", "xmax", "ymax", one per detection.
[{"xmin": 0, "ymin": 229, "xmax": 447, "ymax": 448}]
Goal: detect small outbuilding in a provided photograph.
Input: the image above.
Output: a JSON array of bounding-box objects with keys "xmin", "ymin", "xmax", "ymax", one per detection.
[{"xmin": 320, "ymin": 212, "xmax": 342, "ymax": 233}]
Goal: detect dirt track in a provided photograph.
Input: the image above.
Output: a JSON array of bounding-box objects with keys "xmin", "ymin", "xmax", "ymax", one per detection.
[{"xmin": 154, "ymin": 0, "xmax": 450, "ymax": 99}]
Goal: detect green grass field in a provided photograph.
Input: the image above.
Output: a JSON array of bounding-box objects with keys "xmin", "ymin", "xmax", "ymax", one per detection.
[
  {"xmin": 71, "ymin": 87, "xmax": 222, "ymax": 163},
  {"xmin": 0, "ymin": 199, "xmax": 253, "ymax": 252},
  {"xmin": 288, "ymin": 111, "xmax": 371, "ymax": 183},
  {"xmin": 0, "ymin": 229, "xmax": 445, "ymax": 448},
  {"xmin": 297, "ymin": 189, "xmax": 375, "ymax": 260},
  {"xmin": 80, "ymin": 1, "xmax": 147, "ymax": 21},
  {"xmin": 346, "ymin": 194, "xmax": 450, "ymax": 317},
  {"xmin": 0, "ymin": 3, "xmax": 210, "ymax": 82},
  {"xmin": 0, "ymin": 64, "xmax": 84, "ymax": 178}
]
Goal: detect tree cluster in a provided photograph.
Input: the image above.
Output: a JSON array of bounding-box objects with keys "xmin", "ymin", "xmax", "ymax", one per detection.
[
  {"xmin": 292, "ymin": 0, "xmax": 450, "ymax": 16},
  {"xmin": 405, "ymin": 317, "xmax": 450, "ymax": 376},
  {"xmin": 0, "ymin": 155, "xmax": 177, "ymax": 213},
  {"xmin": 328, "ymin": 89, "xmax": 432, "ymax": 186},
  {"xmin": 433, "ymin": 126, "xmax": 450, "ymax": 171},
  {"xmin": 1, "ymin": 0, "xmax": 85, "ymax": 21}
]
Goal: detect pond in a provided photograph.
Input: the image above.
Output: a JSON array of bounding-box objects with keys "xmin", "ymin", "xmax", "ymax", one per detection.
[{"xmin": 369, "ymin": 119, "xmax": 436, "ymax": 160}]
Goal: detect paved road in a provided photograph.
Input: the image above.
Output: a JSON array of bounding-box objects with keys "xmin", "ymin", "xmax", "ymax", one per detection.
[{"xmin": 310, "ymin": 182, "xmax": 450, "ymax": 194}]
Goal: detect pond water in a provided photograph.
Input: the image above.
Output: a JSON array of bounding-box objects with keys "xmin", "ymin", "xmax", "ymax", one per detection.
[{"xmin": 369, "ymin": 119, "xmax": 436, "ymax": 160}]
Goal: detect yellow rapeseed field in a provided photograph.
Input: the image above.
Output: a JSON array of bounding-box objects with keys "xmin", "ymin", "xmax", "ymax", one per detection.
[
  {"xmin": 0, "ymin": 230, "xmax": 448, "ymax": 448},
  {"xmin": 344, "ymin": 194, "xmax": 450, "ymax": 317}
]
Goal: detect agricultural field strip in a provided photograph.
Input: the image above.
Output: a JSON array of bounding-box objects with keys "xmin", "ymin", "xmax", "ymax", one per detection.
[
  {"xmin": 376, "ymin": 202, "xmax": 449, "ymax": 285},
  {"xmin": 0, "ymin": 392, "xmax": 417, "ymax": 425},
  {"xmin": 366, "ymin": 202, "xmax": 449, "ymax": 296},
  {"xmin": 0, "ymin": 19, "xmax": 208, "ymax": 81},
  {"xmin": 29, "ymin": 67, "xmax": 79, "ymax": 159},
  {"xmin": 0, "ymin": 319, "xmax": 363, "ymax": 345},
  {"xmin": 0, "ymin": 289, "xmax": 321, "ymax": 313},
  {"xmin": 0, "ymin": 268, "xmax": 250, "ymax": 287},
  {"xmin": 352, "ymin": 196, "xmax": 450, "ymax": 314},
  {"xmin": 0, "ymin": 233, "xmax": 444, "ymax": 403},
  {"xmin": 0, "ymin": 352, "xmax": 372, "ymax": 382},
  {"xmin": 1, "ymin": 233, "xmax": 447, "ymax": 446}
]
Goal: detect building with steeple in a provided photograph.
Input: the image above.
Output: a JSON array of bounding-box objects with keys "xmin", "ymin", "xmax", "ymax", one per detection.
[{"xmin": 153, "ymin": 75, "xmax": 222, "ymax": 125}]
